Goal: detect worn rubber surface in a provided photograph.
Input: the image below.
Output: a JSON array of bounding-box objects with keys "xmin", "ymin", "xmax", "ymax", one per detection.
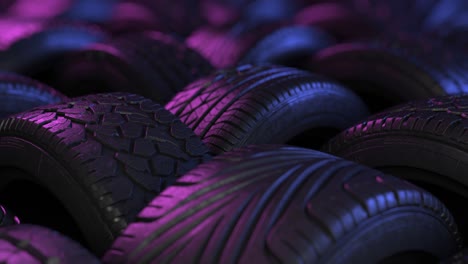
[
  {"xmin": 324, "ymin": 95, "xmax": 468, "ymax": 242},
  {"xmin": 0, "ymin": 71, "xmax": 68, "ymax": 118},
  {"xmin": 46, "ymin": 31, "xmax": 213, "ymax": 104},
  {"xmin": 166, "ymin": 64, "xmax": 369, "ymax": 154},
  {"xmin": 0, "ymin": 23, "xmax": 107, "ymax": 74},
  {"xmin": 0, "ymin": 224, "xmax": 100, "ymax": 264},
  {"xmin": 0, "ymin": 92, "xmax": 211, "ymax": 255},
  {"xmin": 103, "ymin": 144, "xmax": 461, "ymax": 264},
  {"xmin": 294, "ymin": 2, "xmax": 380, "ymax": 41},
  {"xmin": 308, "ymin": 35, "xmax": 468, "ymax": 112}
]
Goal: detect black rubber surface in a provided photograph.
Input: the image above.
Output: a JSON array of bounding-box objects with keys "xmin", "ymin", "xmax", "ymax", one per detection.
[
  {"xmin": 103, "ymin": 144, "xmax": 461, "ymax": 264},
  {"xmin": 166, "ymin": 64, "xmax": 369, "ymax": 154},
  {"xmin": 308, "ymin": 35, "xmax": 468, "ymax": 112},
  {"xmin": 0, "ymin": 224, "xmax": 100, "ymax": 264},
  {"xmin": 0, "ymin": 71, "xmax": 68, "ymax": 118},
  {"xmin": 0, "ymin": 92, "xmax": 211, "ymax": 255},
  {"xmin": 324, "ymin": 95, "xmax": 468, "ymax": 244},
  {"xmin": 45, "ymin": 31, "xmax": 213, "ymax": 104}
]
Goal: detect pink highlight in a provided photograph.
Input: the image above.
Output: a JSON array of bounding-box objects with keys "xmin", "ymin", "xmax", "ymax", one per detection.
[{"xmin": 8, "ymin": 0, "xmax": 72, "ymax": 19}]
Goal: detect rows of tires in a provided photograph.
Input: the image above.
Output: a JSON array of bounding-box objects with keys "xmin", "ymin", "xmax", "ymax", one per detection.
[{"xmin": 0, "ymin": 0, "xmax": 468, "ymax": 263}]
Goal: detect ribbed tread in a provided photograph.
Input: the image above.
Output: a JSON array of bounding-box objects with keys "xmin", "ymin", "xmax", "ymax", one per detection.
[
  {"xmin": 166, "ymin": 64, "xmax": 369, "ymax": 154},
  {"xmin": 103, "ymin": 144, "xmax": 461, "ymax": 264}
]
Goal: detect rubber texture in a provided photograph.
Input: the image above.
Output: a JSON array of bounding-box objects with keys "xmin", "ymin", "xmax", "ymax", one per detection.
[
  {"xmin": 308, "ymin": 35, "xmax": 468, "ymax": 112},
  {"xmin": 103, "ymin": 144, "xmax": 462, "ymax": 264},
  {"xmin": 0, "ymin": 22, "xmax": 107, "ymax": 75},
  {"xmin": 0, "ymin": 71, "xmax": 68, "ymax": 118},
  {"xmin": 166, "ymin": 64, "xmax": 369, "ymax": 154},
  {"xmin": 0, "ymin": 224, "xmax": 100, "ymax": 264},
  {"xmin": 323, "ymin": 95, "xmax": 468, "ymax": 244},
  {"xmin": 0, "ymin": 92, "xmax": 211, "ymax": 255},
  {"xmin": 46, "ymin": 31, "xmax": 213, "ymax": 104}
]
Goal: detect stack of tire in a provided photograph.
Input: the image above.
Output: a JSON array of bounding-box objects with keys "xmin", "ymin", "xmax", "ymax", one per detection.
[{"xmin": 0, "ymin": 0, "xmax": 466, "ymax": 263}]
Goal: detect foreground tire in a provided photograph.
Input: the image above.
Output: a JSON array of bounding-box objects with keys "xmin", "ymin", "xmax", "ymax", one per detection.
[
  {"xmin": 166, "ymin": 64, "xmax": 369, "ymax": 154},
  {"xmin": 45, "ymin": 31, "xmax": 213, "ymax": 104},
  {"xmin": 103, "ymin": 145, "xmax": 461, "ymax": 264},
  {"xmin": 0, "ymin": 224, "xmax": 100, "ymax": 264},
  {"xmin": 0, "ymin": 71, "xmax": 68, "ymax": 118},
  {"xmin": 0, "ymin": 92, "xmax": 211, "ymax": 255},
  {"xmin": 307, "ymin": 35, "xmax": 468, "ymax": 112},
  {"xmin": 324, "ymin": 95, "xmax": 468, "ymax": 243}
]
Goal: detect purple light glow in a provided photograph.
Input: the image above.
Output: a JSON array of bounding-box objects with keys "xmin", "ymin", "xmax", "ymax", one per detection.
[
  {"xmin": 0, "ymin": 19, "xmax": 43, "ymax": 50},
  {"xmin": 186, "ymin": 27, "xmax": 253, "ymax": 68},
  {"xmin": 111, "ymin": 2, "xmax": 158, "ymax": 25},
  {"xmin": 7, "ymin": 0, "xmax": 72, "ymax": 19},
  {"xmin": 201, "ymin": 0, "xmax": 239, "ymax": 27}
]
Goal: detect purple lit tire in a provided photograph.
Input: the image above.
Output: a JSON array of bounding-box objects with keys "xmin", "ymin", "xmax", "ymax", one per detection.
[
  {"xmin": 103, "ymin": 145, "xmax": 461, "ymax": 264},
  {"xmin": 45, "ymin": 31, "xmax": 213, "ymax": 104},
  {"xmin": 186, "ymin": 24, "xmax": 333, "ymax": 68},
  {"xmin": 0, "ymin": 93, "xmax": 211, "ymax": 255},
  {"xmin": 0, "ymin": 23, "xmax": 107, "ymax": 75},
  {"xmin": 0, "ymin": 224, "xmax": 99, "ymax": 264},
  {"xmin": 165, "ymin": 64, "xmax": 369, "ymax": 154},
  {"xmin": 323, "ymin": 95, "xmax": 468, "ymax": 244},
  {"xmin": 0, "ymin": 71, "xmax": 68, "ymax": 118},
  {"xmin": 307, "ymin": 35, "xmax": 468, "ymax": 113}
]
